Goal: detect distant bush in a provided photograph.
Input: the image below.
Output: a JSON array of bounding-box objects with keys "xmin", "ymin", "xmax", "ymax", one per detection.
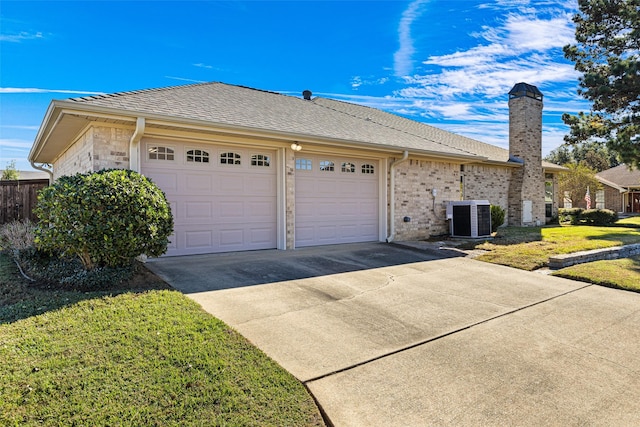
[
  {"xmin": 558, "ymin": 208, "xmax": 617, "ymax": 226},
  {"xmin": 581, "ymin": 209, "xmax": 618, "ymax": 226},
  {"xmin": 34, "ymin": 169, "xmax": 173, "ymax": 270},
  {"xmin": 490, "ymin": 205, "xmax": 505, "ymax": 232},
  {"xmin": 558, "ymin": 208, "xmax": 583, "ymax": 225}
]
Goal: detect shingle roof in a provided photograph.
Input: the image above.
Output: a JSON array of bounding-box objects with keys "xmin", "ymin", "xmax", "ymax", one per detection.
[
  {"xmin": 69, "ymin": 82, "xmax": 474, "ymax": 159},
  {"xmin": 596, "ymin": 164, "xmax": 640, "ymax": 188},
  {"xmin": 65, "ymin": 81, "xmax": 564, "ymax": 169}
]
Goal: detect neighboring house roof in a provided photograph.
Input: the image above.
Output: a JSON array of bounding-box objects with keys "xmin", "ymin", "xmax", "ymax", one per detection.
[
  {"xmin": 29, "ymin": 82, "xmax": 565, "ymax": 170},
  {"xmin": 0, "ymin": 170, "xmax": 49, "ymax": 180},
  {"xmin": 596, "ymin": 164, "xmax": 640, "ymax": 190}
]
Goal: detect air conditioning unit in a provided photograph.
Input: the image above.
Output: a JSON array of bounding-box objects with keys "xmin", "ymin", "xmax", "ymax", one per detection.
[{"xmin": 446, "ymin": 200, "xmax": 492, "ymax": 238}]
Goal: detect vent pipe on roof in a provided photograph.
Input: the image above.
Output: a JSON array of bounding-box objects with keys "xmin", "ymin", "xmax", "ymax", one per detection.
[{"xmin": 302, "ymin": 90, "xmax": 312, "ymax": 100}]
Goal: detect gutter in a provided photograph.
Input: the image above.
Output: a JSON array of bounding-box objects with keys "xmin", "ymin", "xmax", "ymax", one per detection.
[
  {"xmin": 29, "ymin": 160, "xmax": 53, "ymax": 183},
  {"xmin": 129, "ymin": 117, "xmax": 146, "ymax": 172},
  {"xmin": 386, "ymin": 150, "xmax": 409, "ymax": 243}
]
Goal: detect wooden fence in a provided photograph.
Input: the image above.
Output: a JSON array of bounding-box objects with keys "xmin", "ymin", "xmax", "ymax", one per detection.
[{"xmin": 0, "ymin": 179, "xmax": 49, "ymax": 224}]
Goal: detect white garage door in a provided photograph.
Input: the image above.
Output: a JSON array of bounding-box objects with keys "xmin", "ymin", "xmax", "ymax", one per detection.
[
  {"xmin": 295, "ymin": 155, "xmax": 379, "ymax": 247},
  {"xmin": 141, "ymin": 139, "xmax": 277, "ymax": 256}
]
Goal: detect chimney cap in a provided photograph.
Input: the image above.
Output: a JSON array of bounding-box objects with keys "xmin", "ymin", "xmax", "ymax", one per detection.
[
  {"xmin": 509, "ymin": 82, "xmax": 543, "ymax": 101},
  {"xmin": 302, "ymin": 90, "xmax": 312, "ymax": 100}
]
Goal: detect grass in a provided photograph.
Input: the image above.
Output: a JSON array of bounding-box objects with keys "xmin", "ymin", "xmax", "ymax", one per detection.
[
  {"xmin": 470, "ymin": 221, "xmax": 640, "ymax": 271},
  {"xmin": 552, "ymin": 255, "xmax": 640, "ymax": 293},
  {"xmin": 0, "ymin": 252, "xmax": 324, "ymax": 426}
]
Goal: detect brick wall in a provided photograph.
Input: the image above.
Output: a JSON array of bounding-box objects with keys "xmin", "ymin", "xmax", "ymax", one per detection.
[
  {"xmin": 285, "ymin": 148, "xmax": 296, "ymax": 249},
  {"xmin": 463, "ymin": 164, "xmax": 510, "ymax": 215},
  {"xmin": 390, "ymin": 158, "xmax": 459, "ymax": 240},
  {"xmin": 53, "ymin": 125, "xmax": 133, "ymax": 179},
  {"xmin": 603, "ymin": 185, "xmax": 623, "ymax": 212}
]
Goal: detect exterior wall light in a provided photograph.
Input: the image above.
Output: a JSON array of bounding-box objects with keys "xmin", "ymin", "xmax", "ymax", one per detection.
[{"xmin": 291, "ymin": 143, "xmax": 302, "ymax": 151}]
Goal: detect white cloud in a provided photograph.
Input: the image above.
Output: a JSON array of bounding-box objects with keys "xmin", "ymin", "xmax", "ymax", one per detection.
[
  {"xmin": 0, "ymin": 138, "xmax": 34, "ymax": 149},
  {"xmin": 0, "ymin": 87, "xmax": 105, "ymax": 95},
  {"xmin": 0, "ymin": 31, "xmax": 44, "ymax": 43},
  {"xmin": 393, "ymin": 0, "xmax": 430, "ymax": 77},
  {"xmin": 164, "ymin": 76, "xmax": 207, "ymax": 83},
  {"xmin": 193, "ymin": 63, "xmax": 213, "ymax": 69}
]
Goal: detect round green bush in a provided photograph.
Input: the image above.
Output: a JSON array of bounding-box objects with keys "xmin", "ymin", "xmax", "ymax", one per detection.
[
  {"xmin": 490, "ymin": 205, "xmax": 505, "ymax": 232},
  {"xmin": 34, "ymin": 169, "xmax": 173, "ymax": 269}
]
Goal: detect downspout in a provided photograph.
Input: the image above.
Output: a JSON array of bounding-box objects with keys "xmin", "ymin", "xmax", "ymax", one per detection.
[
  {"xmin": 129, "ymin": 117, "xmax": 146, "ymax": 172},
  {"xmin": 386, "ymin": 150, "xmax": 409, "ymax": 242},
  {"xmin": 29, "ymin": 161, "xmax": 53, "ymax": 183}
]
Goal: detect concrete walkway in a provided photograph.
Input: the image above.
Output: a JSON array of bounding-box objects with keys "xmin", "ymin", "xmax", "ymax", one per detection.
[{"xmin": 147, "ymin": 243, "xmax": 640, "ymax": 426}]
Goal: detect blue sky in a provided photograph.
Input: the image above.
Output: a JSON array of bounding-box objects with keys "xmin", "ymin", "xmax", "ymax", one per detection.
[{"xmin": 1, "ymin": 0, "xmax": 588, "ymax": 171}]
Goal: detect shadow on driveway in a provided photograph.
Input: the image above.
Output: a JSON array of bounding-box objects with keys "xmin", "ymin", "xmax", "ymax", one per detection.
[{"xmin": 145, "ymin": 242, "xmax": 460, "ymax": 293}]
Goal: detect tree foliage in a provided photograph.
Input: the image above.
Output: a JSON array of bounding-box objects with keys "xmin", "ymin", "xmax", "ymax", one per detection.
[
  {"xmin": 544, "ymin": 141, "xmax": 620, "ymax": 172},
  {"xmin": 562, "ymin": 0, "xmax": 640, "ymax": 167},
  {"xmin": 1, "ymin": 160, "xmax": 19, "ymax": 180},
  {"xmin": 34, "ymin": 169, "xmax": 173, "ymax": 269},
  {"xmin": 558, "ymin": 163, "xmax": 602, "ymax": 207}
]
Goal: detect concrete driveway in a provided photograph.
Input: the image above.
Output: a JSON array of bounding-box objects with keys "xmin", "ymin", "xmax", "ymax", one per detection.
[{"xmin": 146, "ymin": 243, "xmax": 640, "ymax": 426}]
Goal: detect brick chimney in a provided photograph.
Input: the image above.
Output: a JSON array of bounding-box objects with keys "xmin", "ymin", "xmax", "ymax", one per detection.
[{"xmin": 507, "ymin": 82, "xmax": 545, "ymax": 226}]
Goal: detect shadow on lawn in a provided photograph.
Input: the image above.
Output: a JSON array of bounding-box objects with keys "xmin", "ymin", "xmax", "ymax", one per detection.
[
  {"xmin": 485, "ymin": 226, "xmax": 544, "ymax": 246},
  {"xmin": 0, "ymin": 254, "xmax": 172, "ymax": 324}
]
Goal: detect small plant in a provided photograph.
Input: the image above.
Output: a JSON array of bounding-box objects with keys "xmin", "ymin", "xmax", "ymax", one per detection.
[
  {"xmin": 0, "ymin": 220, "xmax": 35, "ymax": 255},
  {"xmin": 1, "ymin": 160, "xmax": 19, "ymax": 180},
  {"xmin": 34, "ymin": 169, "xmax": 173, "ymax": 270},
  {"xmin": 490, "ymin": 205, "xmax": 505, "ymax": 233}
]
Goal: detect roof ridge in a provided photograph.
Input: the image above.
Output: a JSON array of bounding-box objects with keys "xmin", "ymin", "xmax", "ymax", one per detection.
[
  {"xmin": 312, "ymin": 97, "xmax": 481, "ymax": 157},
  {"xmin": 69, "ymin": 81, "xmax": 220, "ymax": 102}
]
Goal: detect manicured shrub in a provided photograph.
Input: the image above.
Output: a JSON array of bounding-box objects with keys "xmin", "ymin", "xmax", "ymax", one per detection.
[
  {"xmin": 490, "ymin": 205, "xmax": 505, "ymax": 232},
  {"xmin": 34, "ymin": 169, "xmax": 173, "ymax": 270},
  {"xmin": 581, "ymin": 209, "xmax": 618, "ymax": 226},
  {"xmin": 558, "ymin": 208, "xmax": 583, "ymax": 225}
]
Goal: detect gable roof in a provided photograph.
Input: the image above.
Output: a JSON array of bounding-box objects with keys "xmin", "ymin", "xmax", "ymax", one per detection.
[
  {"xmin": 29, "ymin": 82, "xmax": 564, "ymax": 170},
  {"xmin": 596, "ymin": 164, "xmax": 640, "ymax": 189}
]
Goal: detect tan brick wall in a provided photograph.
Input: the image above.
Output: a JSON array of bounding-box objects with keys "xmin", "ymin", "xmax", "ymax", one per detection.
[
  {"xmin": 508, "ymin": 95, "xmax": 546, "ymax": 226},
  {"xmin": 92, "ymin": 126, "xmax": 133, "ymax": 170},
  {"xmin": 390, "ymin": 158, "xmax": 459, "ymax": 240},
  {"xmin": 53, "ymin": 125, "xmax": 133, "ymax": 179},
  {"xmin": 463, "ymin": 164, "xmax": 510, "ymax": 216},
  {"xmin": 53, "ymin": 127, "xmax": 94, "ymax": 179}
]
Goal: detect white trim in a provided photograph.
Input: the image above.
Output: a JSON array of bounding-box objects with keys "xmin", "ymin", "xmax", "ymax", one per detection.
[{"xmin": 277, "ymin": 147, "xmax": 286, "ymax": 250}]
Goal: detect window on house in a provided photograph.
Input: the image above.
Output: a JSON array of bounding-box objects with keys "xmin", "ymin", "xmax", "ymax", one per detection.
[
  {"xmin": 220, "ymin": 152, "xmax": 241, "ymax": 165},
  {"xmin": 319, "ymin": 161, "xmax": 334, "ymax": 171},
  {"xmin": 148, "ymin": 146, "xmax": 174, "ymax": 161},
  {"xmin": 341, "ymin": 162, "xmax": 355, "ymax": 173},
  {"xmin": 186, "ymin": 149, "xmax": 209, "ymax": 163},
  {"xmin": 361, "ymin": 164, "xmax": 375, "ymax": 174},
  {"xmin": 545, "ymin": 174, "xmax": 554, "ymax": 217},
  {"xmin": 295, "ymin": 158, "xmax": 312, "ymax": 170},
  {"xmin": 251, "ymin": 154, "xmax": 270, "ymax": 167}
]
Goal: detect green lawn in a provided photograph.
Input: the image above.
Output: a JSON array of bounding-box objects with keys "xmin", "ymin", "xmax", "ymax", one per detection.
[
  {"xmin": 552, "ymin": 255, "xmax": 640, "ymax": 293},
  {"xmin": 0, "ymin": 252, "xmax": 324, "ymax": 426},
  {"xmin": 472, "ymin": 221, "xmax": 640, "ymax": 271}
]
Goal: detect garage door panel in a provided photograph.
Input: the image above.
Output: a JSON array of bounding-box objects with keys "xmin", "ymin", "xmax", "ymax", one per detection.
[
  {"xmin": 142, "ymin": 142, "xmax": 277, "ymax": 256},
  {"xmin": 296, "ymin": 155, "xmax": 379, "ymax": 247},
  {"xmin": 185, "ymin": 202, "xmax": 213, "ymax": 219}
]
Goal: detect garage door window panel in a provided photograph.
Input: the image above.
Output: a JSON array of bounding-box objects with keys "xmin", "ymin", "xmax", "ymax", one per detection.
[
  {"xmin": 296, "ymin": 158, "xmax": 312, "ymax": 170},
  {"xmin": 148, "ymin": 145, "xmax": 175, "ymax": 161},
  {"xmin": 251, "ymin": 154, "xmax": 271, "ymax": 167},
  {"xmin": 341, "ymin": 162, "xmax": 355, "ymax": 173},
  {"xmin": 186, "ymin": 149, "xmax": 210, "ymax": 163},
  {"xmin": 362, "ymin": 164, "xmax": 375, "ymax": 174},
  {"xmin": 220, "ymin": 152, "xmax": 241, "ymax": 165},
  {"xmin": 320, "ymin": 161, "xmax": 334, "ymax": 172}
]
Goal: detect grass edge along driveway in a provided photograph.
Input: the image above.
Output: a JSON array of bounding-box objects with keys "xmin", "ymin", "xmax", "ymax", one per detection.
[
  {"xmin": 0, "ymin": 254, "xmax": 324, "ymax": 427},
  {"xmin": 469, "ymin": 217, "xmax": 640, "ymax": 292}
]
